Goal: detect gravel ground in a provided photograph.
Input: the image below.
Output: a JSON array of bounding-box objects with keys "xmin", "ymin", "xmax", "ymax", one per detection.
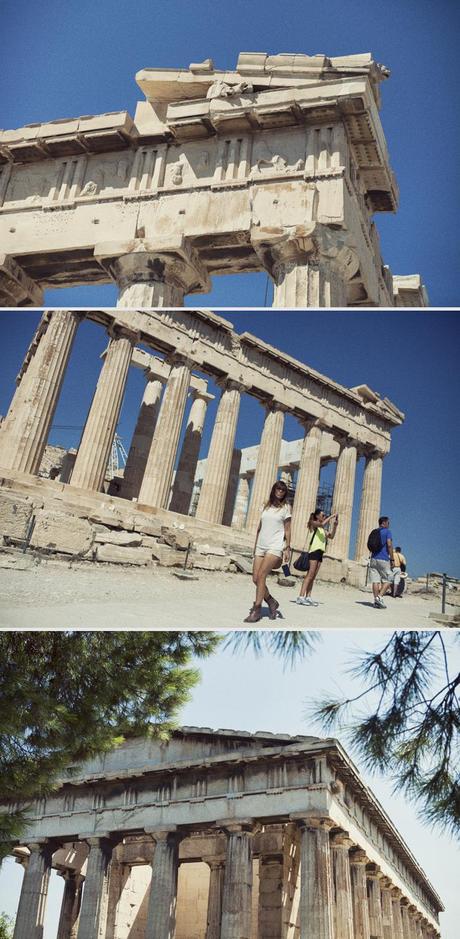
[{"xmin": 0, "ymin": 555, "xmax": 448, "ymax": 629}]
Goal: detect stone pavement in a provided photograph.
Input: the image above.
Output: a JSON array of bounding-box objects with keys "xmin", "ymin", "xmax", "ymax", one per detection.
[{"xmin": 0, "ymin": 560, "xmax": 448, "ymax": 629}]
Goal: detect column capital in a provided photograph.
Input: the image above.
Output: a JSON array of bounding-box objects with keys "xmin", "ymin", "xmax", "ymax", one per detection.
[
  {"xmin": 216, "ymin": 817, "xmax": 258, "ymax": 835},
  {"xmin": 366, "ymin": 862, "xmax": 383, "ymax": 878},
  {"xmin": 203, "ymin": 855, "xmax": 226, "ymax": 869},
  {"xmin": 190, "ymin": 387, "xmax": 214, "ymax": 404},
  {"xmin": 391, "ymin": 887, "xmax": 403, "ymax": 900},
  {"xmin": 349, "ymin": 847, "xmax": 370, "ymax": 865},
  {"xmin": 164, "ymin": 350, "xmax": 196, "ymax": 371},
  {"xmin": 216, "ymin": 375, "xmax": 248, "ymax": 394},
  {"xmin": 332, "ymin": 430, "xmax": 360, "ymax": 449},
  {"xmin": 145, "ymin": 825, "xmax": 183, "ymax": 843},
  {"xmin": 94, "ymin": 236, "xmax": 210, "ymax": 295},
  {"xmin": 250, "ymin": 222, "xmax": 359, "ymax": 283},
  {"xmin": 290, "ymin": 812, "xmax": 335, "ymax": 832},
  {"xmin": 330, "ymin": 830, "xmax": 354, "ymax": 849},
  {"xmin": 107, "ymin": 322, "xmax": 141, "ymax": 344}
]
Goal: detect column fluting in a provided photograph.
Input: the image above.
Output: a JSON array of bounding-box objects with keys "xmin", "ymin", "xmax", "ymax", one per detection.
[
  {"xmin": 13, "ymin": 842, "xmax": 53, "ymax": 939},
  {"xmin": 331, "ymin": 832, "xmax": 354, "ymax": 939},
  {"xmin": 231, "ymin": 476, "xmax": 251, "ymax": 529},
  {"xmin": 56, "ymin": 871, "xmax": 83, "ymax": 939},
  {"xmin": 245, "ymin": 403, "xmax": 285, "ymax": 533},
  {"xmin": 350, "ymin": 849, "xmax": 371, "ymax": 939},
  {"xmin": 137, "ymin": 355, "xmax": 193, "ymax": 509},
  {"xmin": 76, "ymin": 837, "xmax": 113, "ymax": 939},
  {"xmin": 195, "ymin": 380, "xmax": 243, "ymax": 525},
  {"xmin": 331, "ymin": 438, "xmax": 358, "ymax": 559},
  {"xmin": 0, "ymin": 311, "xmax": 81, "ymax": 475},
  {"xmin": 380, "ymin": 877, "xmax": 394, "ymax": 939},
  {"xmin": 205, "ymin": 859, "xmax": 225, "ymax": 939},
  {"xmin": 220, "ymin": 822, "xmax": 254, "ymax": 939},
  {"xmin": 169, "ymin": 391, "xmax": 211, "ymax": 514},
  {"xmin": 367, "ymin": 866, "xmax": 384, "ymax": 939},
  {"xmin": 120, "ymin": 375, "xmax": 163, "ymax": 500},
  {"xmin": 145, "ymin": 829, "xmax": 181, "ymax": 939},
  {"xmin": 71, "ymin": 329, "xmax": 136, "ymax": 491},
  {"xmin": 354, "ymin": 451, "xmax": 384, "ymax": 560},
  {"xmin": 298, "ymin": 816, "xmax": 334, "ymax": 939},
  {"xmin": 391, "ymin": 889, "xmax": 404, "ymax": 939},
  {"xmin": 291, "ymin": 421, "xmax": 322, "ymax": 552}
]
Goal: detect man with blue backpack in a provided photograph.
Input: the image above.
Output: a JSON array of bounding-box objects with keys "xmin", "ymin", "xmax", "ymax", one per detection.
[{"xmin": 367, "ymin": 516, "xmax": 395, "ymax": 609}]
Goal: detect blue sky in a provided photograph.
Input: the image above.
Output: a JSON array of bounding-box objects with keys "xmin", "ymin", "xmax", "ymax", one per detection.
[
  {"xmin": 1, "ymin": 0, "xmax": 459, "ymax": 306},
  {"xmin": 0, "ymin": 630, "xmax": 458, "ymax": 938},
  {"xmin": 1, "ymin": 309, "xmax": 459, "ymax": 578}
]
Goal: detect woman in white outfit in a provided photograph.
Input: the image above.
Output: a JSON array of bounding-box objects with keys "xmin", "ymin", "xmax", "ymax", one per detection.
[{"xmin": 244, "ymin": 480, "xmax": 291, "ymax": 623}]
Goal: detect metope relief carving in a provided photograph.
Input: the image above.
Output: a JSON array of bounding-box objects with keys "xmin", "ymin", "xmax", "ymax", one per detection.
[
  {"xmin": 4, "ymin": 163, "xmax": 57, "ymax": 208},
  {"xmin": 251, "ymin": 127, "xmax": 306, "ymax": 179}
]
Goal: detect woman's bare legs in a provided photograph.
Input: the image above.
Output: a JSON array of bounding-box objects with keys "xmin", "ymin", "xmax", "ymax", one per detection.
[
  {"xmin": 252, "ymin": 554, "xmax": 281, "ymax": 607},
  {"xmin": 299, "ymin": 560, "xmax": 321, "ymax": 598}
]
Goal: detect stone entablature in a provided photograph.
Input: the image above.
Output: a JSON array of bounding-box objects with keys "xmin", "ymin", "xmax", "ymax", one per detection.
[
  {"xmin": 6, "ymin": 728, "xmax": 443, "ymax": 939},
  {"xmin": 0, "ymin": 309, "xmax": 403, "ymax": 570},
  {"xmin": 0, "ymin": 52, "xmax": 427, "ymax": 307}
]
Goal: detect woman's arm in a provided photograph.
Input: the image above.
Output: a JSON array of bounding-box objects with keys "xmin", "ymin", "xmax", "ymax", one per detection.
[
  {"xmin": 253, "ymin": 520, "xmax": 261, "ymax": 555},
  {"xmin": 325, "ymin": 513, "xmax": 339, "ymax": 540},
  {"xmin": 283, "ymin": 518, "xmax": 291, "ymax": 560}
]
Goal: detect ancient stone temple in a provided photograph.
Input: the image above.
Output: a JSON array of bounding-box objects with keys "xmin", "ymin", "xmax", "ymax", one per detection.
[
  {"xmin": 0, "ymin": 309, "xmax": 403, "ymax": 581},
  {"xmin": 7, "ymin": 727, "xmax": 443, "ymax": 939},
  {"xmin": 0, "ymin": 52, "xmax": 427, "ymax": 307}
]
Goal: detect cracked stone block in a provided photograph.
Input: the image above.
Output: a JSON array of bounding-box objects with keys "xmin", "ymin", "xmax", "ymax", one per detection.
[
  {"xmin": 0, "ymin": 492, "xmax": 33, "ymax": 541},
  {"xmin": 191, "ymin": 555, "xmax": 231, "ymax": 571},
  {"xmin": 95, "ymin": 544, "xmax": 153, "ymax": 565},
  {"xmin": 30, "ymin": 511, "xmax": 94, "ymax": 555},
  {"xmin": 93, "ymin": 528, "xmax": 144, "ymax": 546},
  {"xmin": 150, "ymin": 543, "xmax": 186, "ymax": 567}
]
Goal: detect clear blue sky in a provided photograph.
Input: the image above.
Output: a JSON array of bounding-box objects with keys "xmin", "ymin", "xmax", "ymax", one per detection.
[
  {"xmin": 1, "ymin": 0, "xmax": 459, "ymax": 306},
  {"xmin": 0, "ymin": 309, "xmax": 459, "ymax": 578},
  {"xmin": 0, "ymin": 630, "xmax": 458, "ymax": 938}
]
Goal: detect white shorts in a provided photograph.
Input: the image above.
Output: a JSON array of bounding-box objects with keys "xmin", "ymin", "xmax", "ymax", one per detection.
[{"xmin": 255, "ymin": 544, "xmax": 283, "ymax": 559}]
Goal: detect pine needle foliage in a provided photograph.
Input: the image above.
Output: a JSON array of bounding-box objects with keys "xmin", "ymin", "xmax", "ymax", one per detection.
[
  {"xmin": 0, "ymin": 631, "xmax": 220, "ymax": 858},
  {"xmin": 225, "ymin": 629, "xmax": 319, "ymax": 668},
  {"xmin": 310, "ymin": 631, "xmax": 460, "ymax": 837}
]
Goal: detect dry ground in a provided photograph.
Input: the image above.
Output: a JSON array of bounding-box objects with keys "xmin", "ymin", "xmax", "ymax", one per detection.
[{"xmin": 0, "ymin": 554, "xmax": 450, "ymax": 629}]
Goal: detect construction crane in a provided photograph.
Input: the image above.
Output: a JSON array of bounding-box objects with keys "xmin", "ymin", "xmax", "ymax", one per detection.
[{"xmin": 107, "ymin": 433, "xmax": 129, "ymax": 478}]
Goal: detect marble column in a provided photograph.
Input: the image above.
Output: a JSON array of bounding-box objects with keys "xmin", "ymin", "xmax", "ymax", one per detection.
[
  {"xmin": 169, "ymin": 391, "xmax": 212, "ymax": 514},
  {"xmin": 291, "ymin": 421, "xmax": 323, "ymax": 552},
  {"xmin": 76, "ymin": 837, "xmax": 113, "ymax": 939},
  {"xmin": 380, "ymin": 877, "xmax": 394, "ymax": 939},
  {"xmin": 298, "ymin": 816, "xmax": 334, "ymax": 939},
  {"xmin": 330, "ymin": 832, "xmax": 354, "ymax": 939},
  {"xmin": 13, "ymin": 842, "xmax": 53, "ymax": 939},
  {"xmin": 195, "ymin": 380, "xmax": 243, "ymax": 525},
  {"xmin": 231, "ymin": 475, "xmax": 251, "ymax": 529},
  {"xmin": 391, "ymin": 889, "xmax": 404, "ymax": 939},
  {"xmin": 145, "ymin": 829, "xmax": 181, "ymax": 939},
  {"xmin": 0, "ymin": 311, "xmax": 81, "ymax": 475},
  {"xmin": 331, "ymin": 438, "xmax": 358, "ymax": 560},
  {"xmin": 401, "ymin": 900, "xmax": 412, "ymax": 939},
  {"xmin": 350, "ymin": 850, "xmax": 371, "ymax": 939},
  {"xmin": 205, "ymin": 858, "xmax": 225, "ymax": 939},
  {"xmin": 220, "ymin": 822, "xmax": 254, "ymax": 939},
  {"xmin": 354, "ymin": 451, "xmax": 384, "ymax": 561},
  {"xmin": 71, "ymin": 327, "xmax": 136, "ymax": 491},
  {"xmin": 120, "ymin": 374, "xmax": 164, "ymax": 500},
  {"xmin": 103, "ymin": 241, "xmax": 210, "ymax": 308},
  {"xmin": 137, "ymin": 354, "xmax": 193, "ymax": 509},
  {"xmin": 245, "ymin": 403, "xmax": 285, "ymax": 533},
  {"xmin": 56, "ymin": 871, "xmax": 83, "ymax": 939},
  {"xmin": 367, "ymin": 865, "xmax": 384, "ymax": 939},
  {"xmin": 272, "ymin": 254, "xmax": 348, "ymax": 308},
  {"xmin": 222, "ymin": 448, "xmax": 243, "ymax": 526}
]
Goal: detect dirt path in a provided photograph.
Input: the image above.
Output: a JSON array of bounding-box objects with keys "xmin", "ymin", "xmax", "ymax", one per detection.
[{"xmin": 0, "ymin": 556, "xmax": 446, "ymax": 629}]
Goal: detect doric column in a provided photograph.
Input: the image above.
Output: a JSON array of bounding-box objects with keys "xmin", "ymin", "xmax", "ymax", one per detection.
[
  {"xmin": 367, "ymin": 865, "xmax": 384, "ymax": 939},
  {"xmin": 137, "ymin": 354, "xmax": 193, "ymax": 509},
  {"xmin": 391, "ymin": 888, "xmax": 404, "ymax": 939},
  {"xmin": 330, "ymin": 832, "xmax": 354, "ymax": 939},
  {"xmin": 195, "ymin": 380, "xmax": 243, "ymax": 525},
  {"xmin": 120, "ymin": 373, "xmax": 164, "ymax": 500},
  {"xmin": 297, "ymin": 815, "xmax": 334, "ymax": 939},
  {"xmin": 145, "ymin": 828, "xmax": 181, "ymax": 939},
  {"xmin": 222, "ymin": 448, "xmax": 243, "ymax": 526},
  {"xmin": 291, "ymin": 420, "xmax": 323, "ymax": 552},
  {"xmin": 258, "ymin": 853, "xmax": 284, "ymax": 939},
  {"xmin": 96, "ymin": 240, "xmax": 210, "ymax": 307},
  {"xmin": 169, "ymin": 390, "xmax": 212, "ymax": 514},
  {"xmin": 401, "ymin": 900, "xmax": 412, "ymax": 939},
  {"xmin": 245, "ymin": 402, "xmax": 285, "ymax": 533},
  {"xmin": 252, "ymin": 227, "xmax": 358, "ymax": 308},
  {"xmin": 0, "ymin": 311, "xmax": 81, "ymax": 474},
  {"xmin": 350, "ymin": 849, "xmax": 371, "ymax": 939},
  {"xmin": 76, "ymin": 837, "xmax": 113, "ymax": 939},
  {"xmin": 13, "ymin": 842, "xmax": 53, "ymax": 939},
  {"xmin": 57, "ymin": 871, "xmax": 83, "ymax": 939},
  {"xmin": 231, "ymin": 475, "xmax": 251, "ymax": 529},
  {"xmin": 354, "ymin": 451, "xmax": 384, "ymax": 560},
  {"xmin": 220, "ymin": 821, "xmax": 255, "ymax": 939},
  {"xmin": 380, "ymin": 877, "xmax": 394, "ymax": 939},
  {"xmin": 205, "ymin": 858, "xmax": 225, "ymax": 939},
  {"xmin": 331, "ymin": 437, "xmax": 358, "ymax": 560},
  {"xmin": 71, "ymin": 327, "xmax": 137, "ymax": 491}
]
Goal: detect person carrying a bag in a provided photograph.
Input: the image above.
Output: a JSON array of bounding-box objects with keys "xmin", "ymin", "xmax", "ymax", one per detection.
[{"xmin": 294, "ymin": 509, "xmax": 338, "ymax": 606}]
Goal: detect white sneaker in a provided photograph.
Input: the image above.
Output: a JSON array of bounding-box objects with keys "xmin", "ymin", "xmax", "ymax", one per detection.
[
  {"xmin": 303, "ymin": 597, "xmax": 319, "ymax": 606},
  {"xmin": 295, "ymin": 596, "xmax": 308, "ymax": 605},
  {"xmin": 375, "ymin": 596, "xmax": 386, "ymax": 609}
]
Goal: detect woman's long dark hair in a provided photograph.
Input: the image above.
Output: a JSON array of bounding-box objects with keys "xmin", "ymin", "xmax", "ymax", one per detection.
[
  {"xmin": 264, "ymin": 480, "xmax": 288, "ymax": 510},
  {"xmin": 307, "ymin": 508, "xmax": 323, "ymax": 531}
]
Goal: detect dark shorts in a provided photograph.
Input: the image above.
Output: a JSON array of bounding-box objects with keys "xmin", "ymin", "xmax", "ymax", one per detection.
[{"xmin": 308, "ymin": 550, "xmax": 324, "ymax": 563}]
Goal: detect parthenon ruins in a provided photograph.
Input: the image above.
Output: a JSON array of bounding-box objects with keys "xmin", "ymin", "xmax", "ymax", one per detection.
[
  {"xmin": 0, "ymin": 52, "xmax": 427, "ymax": 307},
  {"xmin": 0, "ymin": 310, "xmax": 403, "ymax": 582},
  {"xmin": 6, "ymin": 726, "xmax": 443, "ymax": 939}
]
